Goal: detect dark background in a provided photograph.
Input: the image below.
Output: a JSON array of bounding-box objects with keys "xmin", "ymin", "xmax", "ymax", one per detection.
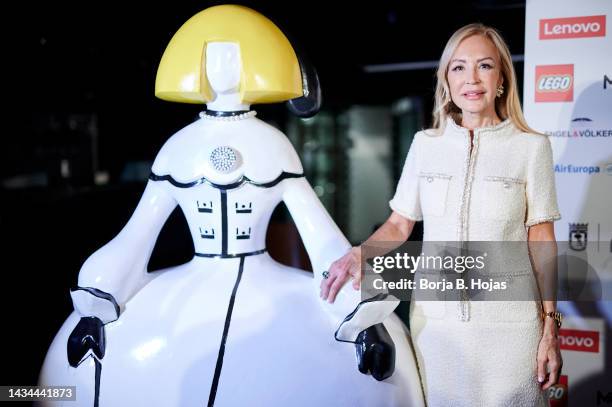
[{"xmin": 1, "ymin": 0, "xmax": 527, "ymax": 386}]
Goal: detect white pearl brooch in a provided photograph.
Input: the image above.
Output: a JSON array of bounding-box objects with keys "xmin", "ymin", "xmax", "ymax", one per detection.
[
  {"xmin": 209, "ymin": 146, "xmax": 242, "ymax": 173},
  {"xmin": 199, "ymin": 110, "xmax": 257, "ymax": 122}
]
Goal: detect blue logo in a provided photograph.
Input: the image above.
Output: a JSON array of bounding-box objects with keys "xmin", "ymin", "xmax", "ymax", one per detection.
[{"xmin": 555, "ymin": 164, "xmax": 600, "ymax": 174}]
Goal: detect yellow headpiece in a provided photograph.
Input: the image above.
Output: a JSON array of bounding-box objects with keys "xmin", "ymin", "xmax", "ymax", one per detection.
[{"xmin": 155, "ymin": 5, "xmax": 303, "ymax": 104}]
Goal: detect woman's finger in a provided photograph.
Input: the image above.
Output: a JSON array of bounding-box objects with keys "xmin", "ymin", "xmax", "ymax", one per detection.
[
  {"xmin": 320, "ymin": 264, "xmax": 338, "ymax": 297},
  {"xmin": 542, "ymin": 366, "xmax": 558, "ymax": 391},
  {"xmin": 351, "ymin": 267, "xmax": 362, "ymax": 290},
  {"xmin": 328, "ymin": 272, "xmax": 350, "ymax": 303},
  {"xmin": 320, "ymin": 273, "xmax": 338, "ymax": 299},
  {"xmin": 536, "ymin": 354, "xmax": 547, "ymax": 385},
  {"xmin": 319, "ymin": 266, "xmax": 332, "ymax": 291}
]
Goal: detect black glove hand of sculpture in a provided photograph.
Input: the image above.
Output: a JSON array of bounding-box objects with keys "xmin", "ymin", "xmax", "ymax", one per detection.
[
  {"xmin": 67, "ymin": 316, "xmax": 106, "ymax": 367},
  {"xmin": 355, "ymin": 323, "xmax": 395, "ymax": 381}
]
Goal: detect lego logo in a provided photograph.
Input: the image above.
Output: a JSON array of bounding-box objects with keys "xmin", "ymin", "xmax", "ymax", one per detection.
[
  {"xmin": 535, "ymin": 65, "xmax": 574, "ymax": 102},
  {"xmin": 538, "ymin": 75, "xmax": 572, "ymax": 92},
  {"xmin": 540, "ymin": 15, "xmax": 606, "ymax": 39}
]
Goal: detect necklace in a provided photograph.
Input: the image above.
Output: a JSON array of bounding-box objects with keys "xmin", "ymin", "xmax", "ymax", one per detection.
[{"xmin": 199, "ymin": 110, "xmax": 257, "ymax": 121}]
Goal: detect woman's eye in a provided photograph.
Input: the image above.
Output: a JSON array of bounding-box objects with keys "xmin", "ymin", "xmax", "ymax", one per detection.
[
  {"xmin": 480, "ymin": 64, "xmax": 493, "ymax": 70},
  {"xmin": 451, "ymin": 65, "xmax": 464, "ymax": 72}
]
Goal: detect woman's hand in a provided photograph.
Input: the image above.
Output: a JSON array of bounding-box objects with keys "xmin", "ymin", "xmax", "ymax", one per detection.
[
  {"xmin": 318, "ymin": 212, "xmax": 413, "ymax": 303},
  {"xmin": 320, "ymin": 246, "xmax": 362, "ymax": 303},
  {"xmin": 536, "ymin": 319, "xmax": 563, "ymax": 391}
]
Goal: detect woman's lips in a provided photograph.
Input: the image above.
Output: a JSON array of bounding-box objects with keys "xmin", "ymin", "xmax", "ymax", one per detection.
[{"xmin": 462, "ymin": 90, "xmax": 485, "ymax": 100}]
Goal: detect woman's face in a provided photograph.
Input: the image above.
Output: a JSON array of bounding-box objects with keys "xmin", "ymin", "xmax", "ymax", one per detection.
[{"xmin": 447, "ymin": 35, "xmax": 503, "ymax": 117}]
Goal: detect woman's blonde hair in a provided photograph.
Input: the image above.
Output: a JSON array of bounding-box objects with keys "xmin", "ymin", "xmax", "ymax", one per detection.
[{"xmin": 432, "ymin": 23, "xmax": 538, "ymax": 134}]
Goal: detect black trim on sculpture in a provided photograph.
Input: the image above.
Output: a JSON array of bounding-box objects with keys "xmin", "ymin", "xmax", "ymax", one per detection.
[
  {"xmin": 148, "ymin": 171, "xmax": 304, "ymax": 190},
  {"xmin": 207, "ymin": 256, "xmax": 246, "ymax": 407},
  {"xmin": 202, "ymin": 109, "xmax": 251, "ymax": 117},
  {"xmin": 235, "ymin": 202, "xmax": 252, "ymax": 214},
  {"xmin": 71, "ymin": 287, "xmax": 120, "ymax": 321},
  {"xmin": 197, "ymin": 201, "xmax": 213, "ymax": 213},
  {"xmin": 200, "ymin": 227, "xmax": 215, "ymax": 239},
  {"xmin": 333, "ymin": 293, "xmax": 389, "ymax": 344},
  {"xmin": 236, "ymin": 227, "xmax": 251, "ymax": 240},
  {"xmin": 221, "ymin": 190, "xmax": 228, "ymax": 255},
  {"xmin": 94, "ymin": 358, "xmax": 102, "ymax": 407},
  {"xmin": 194, "ymin": 249, "xmax": 267, "ymax": 259},
  {"xmin": 67, "ymin": 316, "xmax": 105, "ymax": 405}
]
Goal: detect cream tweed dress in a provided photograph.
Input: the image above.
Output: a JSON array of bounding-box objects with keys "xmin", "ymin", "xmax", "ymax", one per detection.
[{"xmin": 389, "ymin": 118, "xmax": 561, "ymax": 406}]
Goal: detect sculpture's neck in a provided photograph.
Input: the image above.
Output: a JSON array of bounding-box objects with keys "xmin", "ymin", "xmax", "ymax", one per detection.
[{"xmin": 206, "ymin": 92, "xmax": 250, "ymax": 112}]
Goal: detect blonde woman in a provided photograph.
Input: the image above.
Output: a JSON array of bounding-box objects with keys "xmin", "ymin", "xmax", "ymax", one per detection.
[{"xmin": 322, "ymin": 23, "xmax": 563, "ymax": 406}]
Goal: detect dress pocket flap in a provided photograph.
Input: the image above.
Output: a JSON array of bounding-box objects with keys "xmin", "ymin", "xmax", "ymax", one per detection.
[
  {"xmin": 418, "ymin": 172, "xmax": 452, "ymax": 182},
  {"xmin": 483, "ymin": 175, "xmax": 525, "ymax": 185}
]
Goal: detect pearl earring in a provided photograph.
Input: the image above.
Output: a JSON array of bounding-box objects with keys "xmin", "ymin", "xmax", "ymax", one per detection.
[{"xmin": 496, "ymin": 84, "xmax": 505, "ymax": 98}]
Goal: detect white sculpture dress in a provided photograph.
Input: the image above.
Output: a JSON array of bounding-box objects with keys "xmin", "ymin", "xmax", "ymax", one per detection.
[{"xmin": 38, "ymin": 42, "xmax": 424, "ymax": 407}]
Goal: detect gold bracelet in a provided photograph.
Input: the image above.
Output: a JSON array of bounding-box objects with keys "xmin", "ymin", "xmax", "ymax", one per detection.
[{"xmin": 542, "ymin": 311, "xmax": 563, "ymax": 328}]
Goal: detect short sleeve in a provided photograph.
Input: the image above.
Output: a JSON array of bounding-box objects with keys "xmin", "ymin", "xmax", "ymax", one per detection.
[
  {"xmin": 524, "ymin": 136, "xmax": 562, "ymax": 227},
  {"xmin": 389, "ymin": 132, "xmax": 422, "ymax": 221}
]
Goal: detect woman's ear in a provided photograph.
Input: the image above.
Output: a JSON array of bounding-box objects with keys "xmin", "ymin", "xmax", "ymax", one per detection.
[{"xmin": 286, "ymin": 52, "xmax": 322, "ymax": 118}]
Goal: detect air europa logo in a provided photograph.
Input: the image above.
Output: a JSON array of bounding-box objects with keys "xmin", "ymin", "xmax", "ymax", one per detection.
[
  {"xmin": 535, "ymin": 65, "xmax": 573, "ymax": 102},
  {"xmin": 559, "ymin": 329, "xmax": 599, "ymax": 353},
  {"xmin": 540, "ymin": 15, "xmax": 606, "ymax": 40}
]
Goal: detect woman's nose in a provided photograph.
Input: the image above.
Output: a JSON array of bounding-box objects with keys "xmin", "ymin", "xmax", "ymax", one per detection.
[{"xmin": 465, "ymin": 67, "xmax": 480, "ymax": 85}]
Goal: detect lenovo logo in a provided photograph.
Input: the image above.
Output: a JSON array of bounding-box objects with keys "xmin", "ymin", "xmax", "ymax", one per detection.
[
  {"xmin": 559, "ymin": 328, "xmax": 600, "ymax": 353},
  {"xmin": 535, "ymin": 65, "xmax": 574, "ymax": 102},
  {"xmin": 540, "ymin": 15, "xmax": 606, "ymax": 40}
]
